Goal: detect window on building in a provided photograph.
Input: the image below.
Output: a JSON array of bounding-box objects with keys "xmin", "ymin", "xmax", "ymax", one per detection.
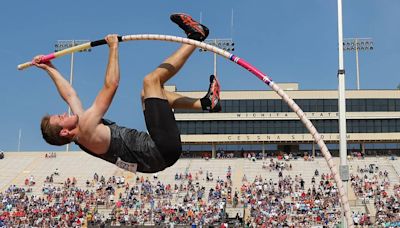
[
  {"xmin": 315, "ymin": 99, "xmax": 324, "ymax": 112},
  {"xmin": 267, "ymin": 100, "xmax": 276, "ymax": 112},
  {"xmin": 225, "ymin": 121, "xmax": 232, "ymax": 134},
  {"xmin": 253, "ymin": 120, "xmax": 262, "ymax": 134},
  {"xmin": 239, "ymin": 100, "xmax": 247, "ymax": 112},
  {"xmin": 366, "ymin": 100, "xmax": 375, "ymax": 111},
  {"xmin": 375, "ymin": 99, "xmax": 388, "ymax": 111},
  {"xmin": 389, "ymin": 119, "xmax": 397, "ymax": 132},
  {"xmin": 366, "ymin": 120, "xmax": 374, "ymax": 133},
  {"xmin": 232, "ymin": 100, "xmax": 240, "ymax": 112},
  {"xmin": 396, "ymin": 100, "xmax": 400, "ymax": 111},
  {"xmin": 288, "ymin": 121, "xmax": 296, "ymax": 134},
  {"xmin": 254, "ymin": 100, "xmax": 261, "ymax": 112},
  {"xmin": 181, "ymin": 122, "xmax": 188, "ymax": 134},
  {"xmin": 247, "ymin": 121, "xmax": 254, "ymax": 134},
  {"xmin": 188, "ymin": 122, "xmax": 196, "ymax": 134},
  {"xmin": 232, "ymin": 121, "xmax": 240, "ymax": 134},
  {"xmin": 373, "ymin": 119, "xmax": 381, "ymax": 132},
  {"xmin": 246, "ymin": 100, "xmax": 254, "ymax": 112},
  {"xmin": 210, "ymin": 121, "xmax": 218, "ymax": 134},
  {"xmin": 381, "ymin": 119, "xmax": 389, "ymax": 132},
  {"xmin": 388, "ymin": 99, "xmax": 396, "ymax": 111},
  {"xmin": 282, "ymin": 101, "xmax": 291, "ymax": 112},
  {"xmin": 202, "ymin": 121, "xmax": 210, "ymax": 134},
  {"xmin": 224, "ymin": 100, "xmax": 232, "ymax": 112},
  {"xmin": 240, "ymin": 121, "xmax": 247, "ymax": 134},
  {"xmin": 309, "ymin": 100, "xmax": 317, "ymax": 112},
  {"xmin": 218, "ymin": 121, "xmax": 226, "ymax": 134},
  {"xmin": 349, "ymin": 120, "xmax": 359, "ymax": 133},
  {"xmin": 325, "ymin": 99, "xmax": 338, "ymax": 112},
  {"xmin": 359, "ymin": 119, "xmax": 367, "ymax": 132},
  {"xmin": 261, "ymin": 100, "xmax": 268, "ymax": 112}
]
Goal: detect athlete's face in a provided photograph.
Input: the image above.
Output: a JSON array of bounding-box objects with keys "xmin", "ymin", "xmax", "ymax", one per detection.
[{"xmin": 50, "ymin": 113, "xmax": 79, "ymax": 130}]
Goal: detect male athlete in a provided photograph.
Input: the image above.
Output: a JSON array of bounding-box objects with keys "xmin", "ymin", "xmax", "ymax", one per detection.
[{"xmin": 33, "ymin": 13, "xmax": 220, "ymax": 173}]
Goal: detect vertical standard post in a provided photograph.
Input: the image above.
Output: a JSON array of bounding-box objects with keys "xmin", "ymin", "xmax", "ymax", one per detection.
[
  {"xmin": 355, "ymin": 40, "xmax": 360, "ymax": 90},
  {"xmin": 312, "ymin": 142, "xmax": 315, "ymax": 158},
  {"xmin": 18, "ymin": 129, "xmax": 22, "ymax": 152},
  {"xmin": 337, "ymin": 0, "xmax": 349, "ymax": 227},
  {"xmin": 262, "ymin": 142, "xmax": 265, "ymax": 160},
  {"xmin": 214, "ymin": 52, "xmax": 217, "ymax": 77},
  {"xmin": 66, "ymin": 41, "xmax": 75, "ymax": 152},
  {"xmin": 212, "ymin": 39, "xmax": 218, "ymax": 77},
  {"xmin": 212, "ymin": 143, "xmax": 216, "ymax": 159}
]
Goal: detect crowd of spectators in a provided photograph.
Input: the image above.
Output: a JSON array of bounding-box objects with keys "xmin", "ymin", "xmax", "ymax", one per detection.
[
  {"xmin": 3, "ymin": 157, "xmax": 400, "ymax": 227},
  {"xmin": 0, "ymin": 184, "xmax": 88, "ymax": 227},
  {"xmin": 349, "ymin": 163, "xmax": 400, "ymax": 226},
  {"xmin": 242, "ymin": 171, "xmax": 345, "ymax": 227}
]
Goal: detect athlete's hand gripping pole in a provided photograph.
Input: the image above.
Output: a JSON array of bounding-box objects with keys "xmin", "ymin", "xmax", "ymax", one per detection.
[{"xmin": 17, "ymin": 36, "xmax": 123, "ymax": 70}]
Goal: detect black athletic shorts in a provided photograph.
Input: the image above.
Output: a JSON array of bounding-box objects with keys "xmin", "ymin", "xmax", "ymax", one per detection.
[{"xmin": 143, "ymin": 97, "xmax": 182, "ymax": 168}]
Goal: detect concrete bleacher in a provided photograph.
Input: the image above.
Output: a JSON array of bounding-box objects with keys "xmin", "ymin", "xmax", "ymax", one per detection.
[
  {"xmin": 2, "ymin": 153, "xmax": 397, "ymax": 191},
  {"xmin": 349, "ymin": 157, "xmax": 399, "ymax": 197},
  {"xmin": 388, "ymin": 158, "xmax": 400, "ymax": 182},
  {"xmin": 0, "ymin": 152, "xmax": 121, "ymax": 194},
  {"xmin": 242, "ymin": 157, "xmax": 338, "ymax": 190}
]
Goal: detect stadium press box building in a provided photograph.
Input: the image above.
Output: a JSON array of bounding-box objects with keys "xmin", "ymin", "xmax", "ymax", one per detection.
[{"xmin": 166, "ymin": 84, "xmax": 400, "ymax": 158}]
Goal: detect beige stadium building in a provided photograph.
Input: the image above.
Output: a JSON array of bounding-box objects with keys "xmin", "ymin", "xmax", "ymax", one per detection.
[{"xmin": 166, "ymin": 83, "xmax": 400, "ymax": 158}]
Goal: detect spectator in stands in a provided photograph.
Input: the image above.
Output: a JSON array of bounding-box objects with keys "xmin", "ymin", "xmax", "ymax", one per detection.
[{"xmin": 29, "ymin": 175, "xmax": 35, "ymax": 186}]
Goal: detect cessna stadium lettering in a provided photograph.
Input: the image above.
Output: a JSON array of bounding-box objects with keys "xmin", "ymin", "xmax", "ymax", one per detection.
[
  {"xmin": 226, "ymin": 134, "xmax": 351, "ymax": 141},
  {"xmin": 235, "ymin": 112, "xmax": 339, "ymax": 118}
]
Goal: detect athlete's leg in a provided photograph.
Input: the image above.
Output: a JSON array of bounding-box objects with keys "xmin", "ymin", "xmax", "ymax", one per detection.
[
  {"xmin": 139, "ymin": 14, "xmax": 210, "ymax": 172},
  {"xmin": 141, "ymin": 74, "xmax": 221, "ymax": 112},
  {"xmin": 163, "ymin": 74, "xmax": 221, "ymax": 112},
  {"xmin": 142, "ymin": 44, "xmax": 196, "ymax": 101},
  {"xmin": 141, "ymin": 13, "xmax": 209, "ymax": 107},
  {"xmin": 163, "ymin": 90, "xmax": 200, "ymax": 110}
]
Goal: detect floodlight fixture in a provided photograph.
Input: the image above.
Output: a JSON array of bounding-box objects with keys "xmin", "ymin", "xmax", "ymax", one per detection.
[
  {"xmin": 199, "ymin": 38, "xmax": 235, "ymax": 77},
  {"xmin": 343, "ymin": 38, "xmax": 374, "ymax": 90}
]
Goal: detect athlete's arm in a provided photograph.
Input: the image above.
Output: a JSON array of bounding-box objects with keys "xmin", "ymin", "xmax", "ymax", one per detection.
[
  {"xmin": 87, "ymin": 34, "xmax": 120, "ymax": 120},
  {"xmin": 32, "ymin": 56, "xmax": 84, "ymax": 115}
]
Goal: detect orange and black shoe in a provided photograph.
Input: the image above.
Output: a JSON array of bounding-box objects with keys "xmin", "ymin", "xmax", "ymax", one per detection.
[
  {"xmin": 201, "ymin": 75, "xmax": 221, "ymax": 112},
  {"xmin": 170, "ymin": 13, "xmax": 209, "ymax": 41}
]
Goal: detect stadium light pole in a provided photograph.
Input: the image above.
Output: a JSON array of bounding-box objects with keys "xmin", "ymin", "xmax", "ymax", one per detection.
[
  {"xmin": 337, "ymin": 0, "xmax": 349, "ymax": 227},
  {"xmin": 343, "ymin": 38, "xmax": 374, "ymax": 90},
  {"xmin": 17, "ymin": 128, "xmax": 22, "ymax": 152},
  {"xmin": 54, "ymin": 40, "xmax": 91, "ymax": 152},
  {"xmin": 199, "ymin": 39, "xmax": 234, "ymax": 158},
  {"xmin": 200, "ymin": 38, "xmax": 235, "ymax": 77}
]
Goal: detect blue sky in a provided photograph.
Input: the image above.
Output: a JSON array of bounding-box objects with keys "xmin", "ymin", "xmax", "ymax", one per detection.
[{"xmin": 0, "ymin": 1, "xmax": 399, "ymax": 151}]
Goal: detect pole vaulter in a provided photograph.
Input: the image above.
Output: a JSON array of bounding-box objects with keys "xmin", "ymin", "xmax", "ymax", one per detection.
[{"xmin": 18, "ymin": 34, "xmax": 354, "ymax": 227}]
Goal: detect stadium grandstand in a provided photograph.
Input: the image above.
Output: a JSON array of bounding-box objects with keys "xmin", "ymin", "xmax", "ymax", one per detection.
[
  {"xmin": 1, "ymin": 152, "xmax": 400, "ymax": 226},
  {"xmin": 1, "ymin": 83, "xmax": 400, "ymax": 227}
]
